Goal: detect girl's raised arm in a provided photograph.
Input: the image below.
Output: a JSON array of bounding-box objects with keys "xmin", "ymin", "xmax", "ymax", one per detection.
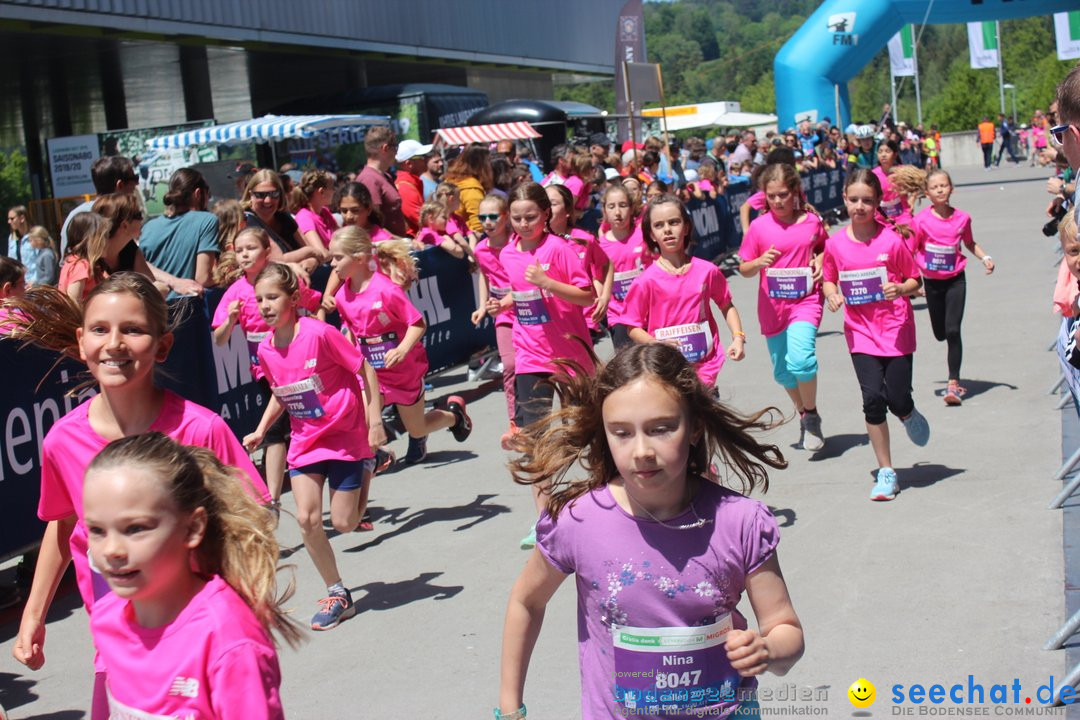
[
  {"xmin": 498, "ymin": 548, "xmax": 569, "ymax": 715},
  {"xmin": 726, "ymin": 553, "xmax": 804, "ymax": 678}
]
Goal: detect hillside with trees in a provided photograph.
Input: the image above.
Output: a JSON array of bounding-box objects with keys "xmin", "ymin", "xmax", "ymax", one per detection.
[{"xmin": 556, "ymin": 0, "xmax": 1075, "ymax": 132}]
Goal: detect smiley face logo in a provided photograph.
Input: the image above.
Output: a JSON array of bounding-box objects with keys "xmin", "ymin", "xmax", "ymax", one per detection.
[{"xmin": 848, "ymin": 678, "xmax": 876, "ymax": 708}]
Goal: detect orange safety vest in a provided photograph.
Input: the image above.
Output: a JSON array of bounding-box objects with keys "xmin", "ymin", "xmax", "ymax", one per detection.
[{"xmin": 978, "ymin": 122, "xmax": 995, "ymax": 144}]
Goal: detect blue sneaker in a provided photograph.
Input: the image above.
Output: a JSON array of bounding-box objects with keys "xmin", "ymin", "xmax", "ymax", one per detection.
[
  {"xmin": 870, "ymin": 467, "xmax": 899, "ymax": 501},
  {"xmin": 519, "ymin": 524, "xmax": 537, "ymax": 550},
  {"xmin": 403, "ymin": 436, "xmax": 428, "ymax": 465},
  {"xmin": 311, "ymin": 587, "xmax": 355, "ymax": 630},
  {"xmin": 901, "ymin": 408, "xmax": 930, "ymax": 447}
]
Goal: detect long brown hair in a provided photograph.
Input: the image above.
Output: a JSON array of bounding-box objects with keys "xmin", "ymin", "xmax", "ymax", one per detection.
[
  {"xmin": 87, "ymin": 432, "xmax": 302, "ymax": 648},
  {"xmin": 758, "ymin": 163, "xmax": 819, "ymax": 219},
  {"xmin": 64, "ymin": 212, "xmax": 111, "ymax": 281},
  {"xmin": 444, "ymin": 144, "xmax": 493, "ymax": 191},
  {"xmin": 92, "ymin": 193, "xmax": 143, "ymax": 238},
  {"xmin": 4, "ymin": 272, "xmax": 173, "ymax": 392},
  {"xmin": 509, "ymin": 343, "xmax": 787, "ymax": 519}
]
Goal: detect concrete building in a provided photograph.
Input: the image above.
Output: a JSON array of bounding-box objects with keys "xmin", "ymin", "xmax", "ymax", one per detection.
[{"xmin": 0, "ymin": 0, "xmax": 619, "ymax": 197}]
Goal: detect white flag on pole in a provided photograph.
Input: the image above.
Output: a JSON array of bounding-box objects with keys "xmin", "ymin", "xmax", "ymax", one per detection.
[
  {"xmin": 1056, "ymin": 12, "xmax": 1080, "ymax": 61},
  {"xmin": 967, "ymin": 21, "xmax": 999, "ymax": 70},
  {"xmin": 888, "ymin": 25, "xmax": 915, "ymax": 77}
]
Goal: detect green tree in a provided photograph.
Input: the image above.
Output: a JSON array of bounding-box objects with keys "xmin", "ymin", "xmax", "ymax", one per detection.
[{"xmin": 0, "ymin": 149, "xmax": 31, "ymax": 213}]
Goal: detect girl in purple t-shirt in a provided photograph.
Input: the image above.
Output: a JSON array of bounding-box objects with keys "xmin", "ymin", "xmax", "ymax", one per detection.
[
  {"xmin": 497, "ymin": 342, "xmax": 803, "ymax": 720},
  {"xmin": 822, "ymin": 169, "xmax": 929, "ymax": 502}
]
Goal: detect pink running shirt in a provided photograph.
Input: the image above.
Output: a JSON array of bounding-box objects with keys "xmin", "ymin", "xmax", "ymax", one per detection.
[
  {"xmin": 212, "ymin": 275, "xmax": 322, "ymax": 381},
  {"xmin": 738, "ymin": 211, "xmax": 826, "ymax": 337},
  {"xmin": 872, "ymin": 166, "xmax": 913, "ymax": 230},
  {"xmin": 91, "ymin": 575, "xmax": 283, "ymax": 720},
  {"xmin": 822, "ymin": 223, "xmax": 920, "ymax": 356},
  {"xmin": 334, "ymin": 271, "xmax": 428, "ymax": 407},
  {"xmin": 598, "ymin": 223, "xmax": 653, "ymax": 327},
  {"xmin": 563, "ymin": 229, "xmax": 607, "ymax": 332},
  {"xmin": 474, "ymin": 236, "xmax": 514, "ymax": 328},
  {"xmin": 38, "ymin": 391, "xmax": 268, "ymax": 616},
  {"xmin": 622, "ymin": 258, "xmax": 733, "ymax": 387},
  {"xmin": 295, "ymin": 206, "xmax": 339, "ymax": 248},
  {"xmin": 499, "ymin": 232, "xmax": 595, "ymax": 376},
  {"xmin": 257, "ymin": 316, "xmax": 373, "ymax": 467},
  {"xmin": 911, "ymin": 206, "xmax": 973, "ymax": 281}
]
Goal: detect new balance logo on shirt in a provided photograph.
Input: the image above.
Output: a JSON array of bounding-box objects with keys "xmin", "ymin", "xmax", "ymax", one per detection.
[{"xmin": 169, "ymin": 677, "xmax": 200, "ymax": 698}]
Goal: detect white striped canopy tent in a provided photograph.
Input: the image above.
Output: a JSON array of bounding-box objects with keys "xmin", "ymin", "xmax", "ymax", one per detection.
[
  {"xmin": 144, "ymin": 114, "xmax": 390, "ymax": 149},
  {"xmin": 432, "ymin": 121, "xmax": 541, "ymax": 148}
]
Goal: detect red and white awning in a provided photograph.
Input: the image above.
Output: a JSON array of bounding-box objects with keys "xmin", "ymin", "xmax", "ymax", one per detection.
[{"xmin": 433, "ymin": 121, "xmax": 541, "ymax": 147}]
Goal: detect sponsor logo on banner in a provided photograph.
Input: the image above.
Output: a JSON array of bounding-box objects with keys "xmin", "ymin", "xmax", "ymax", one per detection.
[{"xmin": 828, "ymin": 12, "xmax": 857, "ymax": 46}]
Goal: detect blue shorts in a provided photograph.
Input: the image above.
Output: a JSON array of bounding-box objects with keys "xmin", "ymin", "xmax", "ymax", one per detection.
[{"xmin": 288, "ymin": 458, "xmax": 374, "ymax": 491}]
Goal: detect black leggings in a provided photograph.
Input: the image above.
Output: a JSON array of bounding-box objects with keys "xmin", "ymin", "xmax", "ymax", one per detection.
[
  {"xmin": 850, "ymin": 353, "xmax": 915, "ymax": 425},
  {"xmin": 514, "ymin": 373, "xmax": 555, "ymax": 429},
  {"xmin": 610, "ymin": 323, "xmax": 633, "ymax": 351},
  {"xmin": 923, "ymin": 272, "xmax": 966, "ymax": 380}
]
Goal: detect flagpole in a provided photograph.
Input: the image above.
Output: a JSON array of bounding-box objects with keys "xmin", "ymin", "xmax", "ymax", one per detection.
[
  {"xmin": 996, "ymin": 20, "xmax": 1006, "ymax": 115},
  {"xmin": 913, "ymin": 24, "xmax": 923, "ymax": 126},
  {"xmin": 889, "ymin": 75, "xmax": 898, "ymax": 125}
]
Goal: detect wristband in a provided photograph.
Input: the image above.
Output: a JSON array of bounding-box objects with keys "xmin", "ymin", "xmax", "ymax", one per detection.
[
  {"xmin": 494, "ymin": 705, "xmax": 526, "ymax": 720},
  {"xmin": 732, "ymin": 331, "xmax": 746, "ymax": 340},
  {"xmin": 982, "ymin": 255, "xmax": 992, "ymax": 263}
]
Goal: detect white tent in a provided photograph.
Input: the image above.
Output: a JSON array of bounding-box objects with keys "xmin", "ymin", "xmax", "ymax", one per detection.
[
  {"xmin": 144, "ymin": 114, "xmax": 390, "ymax": 149},
  {"xmin": 642, "ymin": 102, "xmax": 777, "ymax": 132}
]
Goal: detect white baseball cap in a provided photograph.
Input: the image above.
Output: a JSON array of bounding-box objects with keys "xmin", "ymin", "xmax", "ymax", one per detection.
[{"xmin": 396, "ymin": 139, "xmax": 434, "ymax": 163}]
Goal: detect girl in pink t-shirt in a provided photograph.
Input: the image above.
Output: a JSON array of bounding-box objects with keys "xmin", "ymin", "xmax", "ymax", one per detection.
[
  {"xmin": 872, "ymin": 140, "xmax": 913, "ymax": 232},
  {"xmin": 497, "ymin": 182, "xmax": 596, "ymax": 549},
  {"xmin": 473, "ymin": 194, "xmax": 518, "ymax": 440},
  {"xmin": 738, "ymin": 163, "xmax": 828, "ymax": 451},
  {"xmin": 6, "ymin": 273, "xmax": 268, "ymax": 720},
  {"xmin": 497, "ymin": 342, "xmax": 803, "ymax": 720},
  {"xmin": 242, "ymin": 262, "xmax": 384, "ymax": 631},
  {"xmin": 624, "ymin": 195, "xmax": 745, "ymax": 389},
  {"xmin": 212, "ymin": 227, "xmax": 322, "ymax": 508},
  {"xmin": 597, "ymin": 183, "xmax": 653, "ymax": 349},
  {"xmin": 330, "ymin": 225, "xmax": 471, "ymax": 466},
  {"xmin": 912, "ymin": 169, "xmax": 995, "ymax": 405},
  {"xmin": 294, "ymin": 169, "xmax": 339, "ymax": 263},
  {"xmin": 85, "ymin": 433, "xmax": 300, "ymax": 720},
  {"xmin": 822, "ymin": 169, "xmax": 929, "ymax": 503},
  {"xmin": 546, "ymin": 184, "xmax": 612, "ymax": 338},
  {"xmin": 322, "ymin": 182, "xmax": 406, "ymax": 313},
  {"xmin": 416, "ymin": 200, "xmax": 470, "ymax": 259}
]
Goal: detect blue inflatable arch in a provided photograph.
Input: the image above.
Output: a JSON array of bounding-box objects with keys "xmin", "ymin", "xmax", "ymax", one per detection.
[{"xmin": 775, "ymin": 0, "xmax": 1078, "ymax": 129}]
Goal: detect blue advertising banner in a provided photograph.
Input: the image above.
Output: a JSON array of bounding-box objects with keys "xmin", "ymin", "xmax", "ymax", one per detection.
[{"xmin": 0, "ymin": 341, "xmax": 93, "ymax": 560}]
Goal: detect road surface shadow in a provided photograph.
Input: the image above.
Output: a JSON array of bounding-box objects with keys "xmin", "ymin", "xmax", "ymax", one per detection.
[
  {"xmin": 0, "ymin": 671, "xmax": 40, "ymax": 713},
  {"xmin": 898, "ymin": 461, "xmax": 965, "ymax": 490},
  {"xmin": 806, "ymin": 433, "xmax": 869, "ymax": 462},
  {"xmin": 768, "ymin": 505, "xmax": 796, "ymax": 528},
  {"xmin": 344, "ymin": 494, "xmax": 511, "ymax": 552},
  {"xmin": 349, "ymin": 571, "xmax": 462, "ymax": 613},
  {"xmin": 932, "ymin": 378, "xmax": 1018, "ymax": 401}
]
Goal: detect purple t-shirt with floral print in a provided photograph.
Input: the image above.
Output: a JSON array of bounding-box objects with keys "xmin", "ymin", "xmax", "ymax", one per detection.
[{"xmin": 536, "ymin": 481, "xmax": 779, "ymax": 719}]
